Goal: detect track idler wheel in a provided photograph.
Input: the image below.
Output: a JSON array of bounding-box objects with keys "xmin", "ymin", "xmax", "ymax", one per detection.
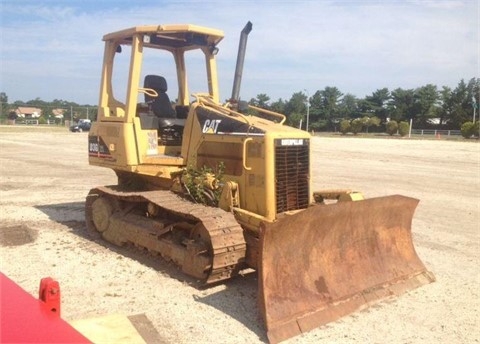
[
  {"xmin": 86, "ymin": 192, "xmax": 125, "ymax": 246},
  {"xmin": 91, "ymin": 197, "xmax": 114, "ymax": 233},
  {"xmin": 182, "ymin": 223, "xmax": 212, "ymax": 280}
]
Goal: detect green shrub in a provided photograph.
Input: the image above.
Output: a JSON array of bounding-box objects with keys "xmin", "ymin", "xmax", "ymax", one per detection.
[
  {"xmin": 182, "ymin": 162, "xmax": 225, "ymax": 206},
  {"xmin": 350, "ymin": 118, "xmax": 363, "ymax": 135},
  {"xmin": 398, "ymin": 121, "xmax": 410, "ymax": 137},
  {"xmin": 461, "ymin": 121, "xmax": 476, "ymax": 138},
  {"xmin": 360, "ymin": 116, "xmax": 381, "ymax": 133},
  {"xmin": 370, "ymin": 116, "xmax": 381, "ymax": 128},
  {"xmin": 386, "ymin": 120, "xmax": 398, "ymax": 136},
  {"xmin": 310, "ymin": 120, "xmax": 327, "ymax": 131},
  {"xmin": 339, "ymin": 119, "xmax": 351, "ymax": 135}
]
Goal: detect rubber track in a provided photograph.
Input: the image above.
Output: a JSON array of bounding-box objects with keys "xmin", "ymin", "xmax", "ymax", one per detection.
[{"xmin": 86, "ymin": 186, "xmax": 247, "ymax": 284}]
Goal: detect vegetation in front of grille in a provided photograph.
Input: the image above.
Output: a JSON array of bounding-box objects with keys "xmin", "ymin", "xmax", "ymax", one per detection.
[{"xmin": 182, "ymin": 162, "xmax": 225, "ymax": 207}]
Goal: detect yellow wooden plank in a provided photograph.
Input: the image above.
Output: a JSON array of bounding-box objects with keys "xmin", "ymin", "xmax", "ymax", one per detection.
[{"xmin": 70, "ymin": 314, "xmax": 146, "ymax": 344}]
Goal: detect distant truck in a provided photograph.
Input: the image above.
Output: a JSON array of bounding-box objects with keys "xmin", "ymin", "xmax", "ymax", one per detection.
[{"xmin": 70, "ymin": 119, "xmax": 91, "ymax": 132}]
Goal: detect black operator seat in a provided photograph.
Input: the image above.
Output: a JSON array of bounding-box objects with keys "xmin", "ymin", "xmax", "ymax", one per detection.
[{"xmin": 144, "ymin": 75, "xmax": 177, "ymax": 118}]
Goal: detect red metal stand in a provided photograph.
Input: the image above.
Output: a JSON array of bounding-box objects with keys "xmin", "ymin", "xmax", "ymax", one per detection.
[
  {"xmin": 1, "ymin": 272, "xmax": 90, "ymax": 343},
  {"xmin": 39, "ymin": 277, "xmax": 61, "ymax": 316}
]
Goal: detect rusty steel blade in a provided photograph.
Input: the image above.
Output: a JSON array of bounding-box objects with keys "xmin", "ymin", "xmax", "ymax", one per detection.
[{"xmin": 258, "ymin": 195, "xmax": 435, "ymax": 343}]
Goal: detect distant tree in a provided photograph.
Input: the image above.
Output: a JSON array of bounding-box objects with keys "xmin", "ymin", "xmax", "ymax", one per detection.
[
  {"xmin": 350, "ymin": 118, "xmax": 363, "ymax": 135},
  {"xmin": 371, "ymin": 116, "xmax": 381, "ymax": 128},
  {"xmin": 389, "ymin": 88, "xmax": 415, "ymax": 122},
  {"xmin": 249, "ymin": 93, "xmax": 270, "ymax": 108},
  {"xmin": 0, "ymin": 92, "xmax": 8, "ymax": 117},
  {"xmin": 438, "ymin": 86, "xmax": 454, "ymax": 126},
  {"xmin": 436, "ymin": 79, "xmax": 478, "ymax": 127},
  {"xmin": 361, "ymin": 115, "xmax": 381, "ymax": 133},
  {"xmin": 285, "ymin": 92, "xmax": 307, "ymax": 114},
  {"xmin": 284, "ymin": 92, "xmax": 307, "ymax": 127},
  {"xmin": 386, "ymin": 120, "xmax": 398, "ymax": 136},
  {"xmin": 308, "ymin": 90, "xmax": 326, "ymax": 130},
  {"xmin": 460, "ymin": 121, "xmax": 476, "ymax": 138},
  {"xmin": 449, "ymin": 79, "xmax": 471, "ymax": 127},
  {"xmin": 339, "ymin": 119, "xmax": 350, "ymax": 134},
  {"xmin": 26, "ymin": 97, "xmax": 47, "ymax": 107},
  {"xmin": 414, "ymin": 84, "xmax": 439, "ymax": 125},
  {"xmin": 363, "ymin": 88, "xmax": 390, "ymax": 122},
  {"xmin": 270, "ymin": 98, "xmax": 286, "ymax": 114},
  {"xmin": 398, "ymin": 121, "xmax": 410, "ymax": 137},
  {"xmin": 320, "ymin": 86, "xmax": 343, "ymax": 123},
  {"xmin": 288, "ymin": 112, "xmax": 304, "ymax": 128},
  {"xmin": 309, "ymin": 86, "xmax": 343, "ymax": 129},
  {"xmin": 467, "ymin": 77, "xmax": 480, "ymax": 124},
  {"xmin": 308, "ymin": 90, "xmax": 323, "ymax": 125},
  {"xmin": 7, "ymin": 111, "xmax": 17, "ymax": 120},
  {"xmin": 338, "ymin": 93, "xmax": 359, "ymax": 119}
]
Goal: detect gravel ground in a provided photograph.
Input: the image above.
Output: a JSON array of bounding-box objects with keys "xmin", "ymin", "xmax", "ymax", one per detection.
[{"xmin": 0, "ymin": 126, "xmax": 479, "ymax": 343}]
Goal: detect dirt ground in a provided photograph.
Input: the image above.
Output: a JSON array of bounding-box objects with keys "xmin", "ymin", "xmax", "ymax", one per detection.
[{"xmin": 0, "ymin": 126, "xmax": 478, "ymax": 343}]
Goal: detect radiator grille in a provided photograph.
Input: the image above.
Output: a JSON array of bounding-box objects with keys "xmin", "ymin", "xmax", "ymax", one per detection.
[{"xmin": 275, "ymin": 139, "xmax": 310, "ymax": 213}]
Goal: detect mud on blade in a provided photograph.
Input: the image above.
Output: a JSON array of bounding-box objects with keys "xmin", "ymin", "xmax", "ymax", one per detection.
[{"xmin": 258, "ymin": 195, "xmax": 435, "ymax": 343}]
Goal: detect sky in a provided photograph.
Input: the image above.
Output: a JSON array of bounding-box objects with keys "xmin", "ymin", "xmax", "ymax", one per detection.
[{"xmin": 0, "ymin": 0, "xmax": 478, "ymax": 105}]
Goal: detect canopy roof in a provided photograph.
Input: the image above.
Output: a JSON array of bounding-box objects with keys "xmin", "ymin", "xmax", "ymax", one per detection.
[{"xmin": 103, "ymin": 24, "xmax": 224, "ymax": 50}]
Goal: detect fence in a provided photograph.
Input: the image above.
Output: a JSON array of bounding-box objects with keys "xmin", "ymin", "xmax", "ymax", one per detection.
[
  {"xmin": 24, "ymin": 119, "xmax": 39, "ymax": 125},
  {"xmin": 411, "ymin": 129, "xmax": 461, "ymax": 137}
]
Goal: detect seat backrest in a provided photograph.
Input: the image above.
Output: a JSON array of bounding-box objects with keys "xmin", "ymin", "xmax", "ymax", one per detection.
[{"xmin": 144, "ymin": 75, "xmax": 176, "ymax": 118}]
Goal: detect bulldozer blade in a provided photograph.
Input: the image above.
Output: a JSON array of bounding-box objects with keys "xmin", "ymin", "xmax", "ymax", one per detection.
[{"xmin": 258, "ymin": 195, "xmax": 435, "ymax": 343}]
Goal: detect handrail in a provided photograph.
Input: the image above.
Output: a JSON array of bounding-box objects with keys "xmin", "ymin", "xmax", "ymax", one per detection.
[
  {"xmin": 242, "ymin": 137, "xmax": 253, "ymax": 171},
  {"xmin": 248, "ymin": 105, "xmax": 286, "ymax": 124},
  {"xmin": 193, "ymin": 94, "xmax": 252, "ymax": 125}
]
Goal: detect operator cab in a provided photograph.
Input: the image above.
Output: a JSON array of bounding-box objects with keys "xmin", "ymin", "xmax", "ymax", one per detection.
[{"xmin": 97, "ymin": 24, "xmax": 224, "ymax": 128}]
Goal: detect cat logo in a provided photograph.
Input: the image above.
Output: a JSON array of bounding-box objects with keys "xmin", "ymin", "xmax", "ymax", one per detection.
[{"xmin": 202, "ymin": 119, "xmax": 222, "ymax": 133}]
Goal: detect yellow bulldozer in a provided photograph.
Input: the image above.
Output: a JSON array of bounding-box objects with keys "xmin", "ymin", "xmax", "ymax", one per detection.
[{"xmin": 86, "ymin": 22, "xmax": 435, "ymax": 343}]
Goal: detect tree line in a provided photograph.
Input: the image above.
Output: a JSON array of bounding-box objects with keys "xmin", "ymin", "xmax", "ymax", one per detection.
[
  {"xmin": 0, "ymin": 95, "xmax": 97, "ymax": 123},
  {"xmin": 1, "ymin": 77, "xmax": 478, "ymax": 131},
  {"xmin": 247, "ymin": 77, "xmax": 479, "ymax": 132}
]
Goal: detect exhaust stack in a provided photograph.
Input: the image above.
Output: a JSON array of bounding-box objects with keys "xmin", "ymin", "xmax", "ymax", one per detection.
[{"xmin": 231, "ymin": 21, "xmax": 253, "ymax": 103}]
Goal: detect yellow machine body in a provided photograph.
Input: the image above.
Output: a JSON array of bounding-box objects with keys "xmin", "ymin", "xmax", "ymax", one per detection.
[{"xmin": 87, "ymin": 24, "xmax": 434, "ymax": 343}]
